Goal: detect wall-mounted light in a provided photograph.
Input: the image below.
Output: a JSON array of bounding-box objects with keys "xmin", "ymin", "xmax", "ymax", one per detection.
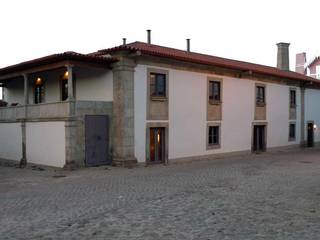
[{"xmin": 314, "ymin": 124, "xmax": 317, "ymax": 130}]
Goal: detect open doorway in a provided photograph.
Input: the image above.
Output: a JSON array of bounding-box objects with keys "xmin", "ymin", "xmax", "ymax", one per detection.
[{"xmin": 253, "ymin": 124, "xmax": 266, "ymax": 152}]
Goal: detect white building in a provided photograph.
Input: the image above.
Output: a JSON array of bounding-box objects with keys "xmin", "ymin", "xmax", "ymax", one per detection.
[{"xmin": 0, "ymin": 34, "xmax": 320, "ymax": 168}]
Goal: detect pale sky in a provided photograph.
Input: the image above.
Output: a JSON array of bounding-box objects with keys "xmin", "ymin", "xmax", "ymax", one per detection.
[{"xmin": 1, "ymin": 0, "xmax": 319, "ymax": 99}]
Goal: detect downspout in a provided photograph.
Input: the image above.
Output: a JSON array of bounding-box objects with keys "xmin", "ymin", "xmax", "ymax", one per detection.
[{"xmin": 300, "ymin": 84, "xmax": 306, "ymax": 147}]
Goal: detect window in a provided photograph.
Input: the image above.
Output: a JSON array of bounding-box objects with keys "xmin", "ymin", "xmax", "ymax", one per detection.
[
  {"xmin": 289, "ymin": 123, "xmax": 296, "ymax": 141},
  {"xmin": 209, "ymin": 81, "xmax": 221, "ymax": 102},
  {"xmin": 61, "ymin": 71, "xmax": 68, "ymax": 101},
  {"xmin": 34, "ymin": 77, "xmax": 44, "ymax": 104},
  {"xmin": 208, "ymin": 126, "xmax": 220, "ymax": 146},
  {"xmin": 290, "ymin": 89, "xmax": 296, "ymax": 107},
  {"xmin": 150, "ymin": 73, "xmax": 166, "ymax": 97},
  {"xmin": 256, "ymin": 86, "xmax": 265, "ymax": 105}
]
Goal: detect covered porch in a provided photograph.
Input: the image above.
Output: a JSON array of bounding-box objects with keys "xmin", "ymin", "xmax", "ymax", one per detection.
[{"xmin": 0, "ymin": 52, "xmax": 116, "ymax": 168}]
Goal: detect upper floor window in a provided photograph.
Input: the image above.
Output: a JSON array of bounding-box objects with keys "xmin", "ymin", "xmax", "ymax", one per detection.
[
  {"xmin": 208, "ymin": 125, "xmax": 220, "ymax": 146},
  {"xmin": 61, "ymin": 71, "xmax": 68, "ymax": 101},
  {"xmin": 290, "ymin": 89, "xmax": 296, "ymax": 107},
  {"xmin": 209, "ymin": 81, "xmax": 221, "ymax": 102},
  {"xmin": 34, "ymin": 77, "xmax": 44, "ymax": 104},
  {"xmin": 256, "ymin": 85, "xmax": 265, "ymax": 106},
  {"xmin": 150, "ymin": 72, "xmax": 166, "ymax": 97}
]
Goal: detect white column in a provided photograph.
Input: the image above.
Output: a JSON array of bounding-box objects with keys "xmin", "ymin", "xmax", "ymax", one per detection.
[
  {"xmin": 67, "ymin": 65, "xmax": 74, "ymax": 101},
  {"xmin": 23, "ymin": 73, "xmax": 29, "ymax": 105}
]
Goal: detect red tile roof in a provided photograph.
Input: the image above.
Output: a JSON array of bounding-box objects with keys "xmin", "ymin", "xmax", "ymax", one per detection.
[
  {"xmin": 92, "ymin": 41, "xmax": 318, "ymax": 84},
  {"xmin": 0, "ymin": 52, "xmax": 117, "ymax": 76}
]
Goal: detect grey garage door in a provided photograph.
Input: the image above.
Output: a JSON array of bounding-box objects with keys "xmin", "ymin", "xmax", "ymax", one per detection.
[{"xmin": 85, "ymin": 115, "xmax": 110, "ymax": 166}]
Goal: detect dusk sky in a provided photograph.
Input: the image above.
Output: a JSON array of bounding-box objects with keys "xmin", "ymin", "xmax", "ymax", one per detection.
[{"xmin": 0, "ymin": 0, "xmax": 319, "ymax": 94}]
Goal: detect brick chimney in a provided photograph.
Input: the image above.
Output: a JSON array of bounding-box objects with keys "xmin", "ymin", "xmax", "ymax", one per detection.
[
  {"xmin": 277, "ymin": 42, "xmax": 290, "ymax": 71},
  {"xmin": 295, "ymin": 52, "xmax": 307, "ymax": 75}
]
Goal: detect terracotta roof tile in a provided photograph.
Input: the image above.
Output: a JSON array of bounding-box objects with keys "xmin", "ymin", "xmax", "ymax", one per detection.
[
  {"xmin": 92, "ymin": 41, "xmax": 317, "ymax": 84},
  {"xmin": 0, "ymin": 52, "xmax": 117, "ymax": 76}
]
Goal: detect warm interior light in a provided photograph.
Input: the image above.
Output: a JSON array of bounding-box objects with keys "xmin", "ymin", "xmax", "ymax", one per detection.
[
  {"xmin": 157, "ymin": 132, "xmax": 160, "ymax": 143},
  {"xmin": 35, "ymin": 77, "xmax": 42, "ymax": 85},
  {"xmin": 63, "ymin": 71, "xmax": 69, "ymax": 80}
]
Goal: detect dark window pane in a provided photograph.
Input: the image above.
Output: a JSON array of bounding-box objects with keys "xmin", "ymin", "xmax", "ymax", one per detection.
[
  {"xmin": 34, "ymin": 80, "xmax": 44, "ymax": 104},
  {"xmin": 290, "ymin": 90, "xmax": 296, "ymax": 106},
  {"xmin": 209, "ymin": 81, "xmax": 220, "ymax": 101},
  {"xmin": 208, "ymin": 126, "xmax": 219, "ymax": 145},
  {"xmin": 150, "ymin": 73, "xmax": 166, "ymax": 97},
  {"xmin": 289, "ymin": 124, "xmax": 296, "ymax": 139},
  {"xmin": 256, "ymin": 86, "xmax": 265, "ymax": 104}
]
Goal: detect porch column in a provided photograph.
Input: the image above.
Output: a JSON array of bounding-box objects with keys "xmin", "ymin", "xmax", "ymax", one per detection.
[
  {"xmin": 20, "ymin": 73, "xmax": 29, "ymax": 167},
  {"xmin": 67, "ymin": 65, "xmax": 74, "ymax": 101},
  {"xmin": 300, "ymin": 86, "xmax": 306, "ymax": 147},
  {"xmin": 23, "ymin": 73, "xmax": 29, "ymax": 105},
  {"xmin": 64, "ymin": 65, "xmax": 78, "ymax": 168},
  {"xmin": 112, "ymin": 58, "xmax": 137, "ymax": 167}
]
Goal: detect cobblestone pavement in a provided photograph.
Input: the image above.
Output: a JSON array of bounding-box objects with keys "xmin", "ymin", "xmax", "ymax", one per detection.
[{"xmin": 1, "ymin": 149, "xmax": 320, "ymax": 240}]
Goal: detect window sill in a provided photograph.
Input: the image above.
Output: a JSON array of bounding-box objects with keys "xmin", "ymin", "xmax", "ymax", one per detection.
[
  {"xmin": 151, "ymin": 96, "xmax": 167, "ymax": 102},
  {"xmin": 256, "ymin": 103, "xmax": 266, "ymax": 107},
  {"xmin": 207, "ymin": 144, "xmax": 221, "ymax": 150},
  {"xmin": 209, "ymin": 100, "xmax": 222, "ymax": 105}
]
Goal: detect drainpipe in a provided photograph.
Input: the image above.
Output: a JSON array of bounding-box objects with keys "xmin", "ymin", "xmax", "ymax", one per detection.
[{"xmin": 300, "ymin": 85, "xmax": 305, "ymax": 147}]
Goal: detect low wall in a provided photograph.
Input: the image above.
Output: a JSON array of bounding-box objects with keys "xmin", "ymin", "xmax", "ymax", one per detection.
[
  {"xmin": 26, "ymin": 122, "xmax": 66, "ymax": 168},
  {"xmin": 0, "ymin": 122, "xmax": 22, "ymax": 160}
]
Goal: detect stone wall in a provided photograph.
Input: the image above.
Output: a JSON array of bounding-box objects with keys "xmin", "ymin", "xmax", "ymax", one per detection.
[{"xmin": 72, "ymin": 101, "xmax": 113, "ymax": 166}]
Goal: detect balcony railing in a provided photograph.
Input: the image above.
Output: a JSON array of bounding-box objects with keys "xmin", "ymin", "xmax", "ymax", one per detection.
[
  {"xmin": 0, "ymin": 101, "xmax": 70, "ymax": 122},
  {"xmin": 0, "ymin": 101, "xmax": 113, "ymax": 122}
]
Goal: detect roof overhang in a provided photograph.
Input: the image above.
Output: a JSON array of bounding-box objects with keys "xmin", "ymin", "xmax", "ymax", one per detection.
[{"xmin": 0, "ymin": 52, "xmax": 118, "ymax": 81}]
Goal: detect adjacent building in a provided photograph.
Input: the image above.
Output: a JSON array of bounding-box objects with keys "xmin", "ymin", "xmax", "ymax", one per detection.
[
  {"xmin": 0, "ymin": 32, "xmax": 320, "ymax": 168},
  {"xmin": 296, "ymin": 52, "xmax": 320, "ymax": 79}
]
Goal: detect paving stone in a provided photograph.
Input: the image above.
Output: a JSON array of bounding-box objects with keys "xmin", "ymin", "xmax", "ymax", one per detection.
[{"xmin": 1, "ymin": 149, "xmax": 320, "ymax": 239}]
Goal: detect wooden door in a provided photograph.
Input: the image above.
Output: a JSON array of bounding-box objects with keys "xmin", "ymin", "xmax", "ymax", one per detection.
[{"xmin": 85, "ymin": 115, "xmax": 110, "ymax": 166}]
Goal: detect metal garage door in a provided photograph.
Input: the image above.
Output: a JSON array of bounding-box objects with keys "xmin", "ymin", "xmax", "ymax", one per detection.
[{"xmin": 85, "ymin": 115, "xmax": 110, "ymax": 166}]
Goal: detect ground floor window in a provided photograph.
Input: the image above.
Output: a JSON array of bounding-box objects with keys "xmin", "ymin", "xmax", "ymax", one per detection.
[
  {"xmin": 289, "ymin": 123, "xmax": 296, "ymax": 141},
  {"xmin": 207, "ymin": 125, "xmax": 220, "ymax": 149}
]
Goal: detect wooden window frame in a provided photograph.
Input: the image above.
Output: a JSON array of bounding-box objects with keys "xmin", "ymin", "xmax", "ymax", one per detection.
[
  {"xmin": 256, "ymin": 84, "xmax": 266, "ymax": 107},
  {"xmin": 208, "ymin": 78, "xmax": 222, "ymax": 105},
  {"xmin": 207, "ymin": 123, "xmax": 221, "ymax": 150},
  {"xmin": 289, "ymin": 88, "xmax": 296, "ymax": 108},
  {"xmin": 208, "ymin": 80, "xmax": 221, "ymax": 104},
  {"xmin": 34, "ymin": 77, "xmax": 45, "ymax": 104},
  {"xmin": 59, "ymin": 71, "xmax": 76, "ymax": 101},
  {"xmin": 149, "ymin": 72, "xmax": 167, "ymax": 100}
]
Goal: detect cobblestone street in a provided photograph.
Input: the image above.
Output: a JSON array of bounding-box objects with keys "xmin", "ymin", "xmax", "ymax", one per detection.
[{"xmin": 1, "ymin": 149, "xmax": 320, "ymax": 239}]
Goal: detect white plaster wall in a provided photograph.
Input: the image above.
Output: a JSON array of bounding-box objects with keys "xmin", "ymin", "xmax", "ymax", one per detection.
[
  {"xmin": 134, "ymin": 64, "xmax": 302, "ymax": 163},
  {"xmin": 305, "ymin": 88, "xmax": 320, "ymax": 142},
  {"xmin": 0, "ymin": 123, "xmax": 22, "ymax": 160},
  {"xmin": 26, "ymin": 122, "xmax": 65, "ymax": 167},
  {"xmin": 267, "ymin": 84, "xmax": 301, "ymax": 147},
  {"xmin": 76, "ymin": 68, "xmax": 113, "ymax": 101}
]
